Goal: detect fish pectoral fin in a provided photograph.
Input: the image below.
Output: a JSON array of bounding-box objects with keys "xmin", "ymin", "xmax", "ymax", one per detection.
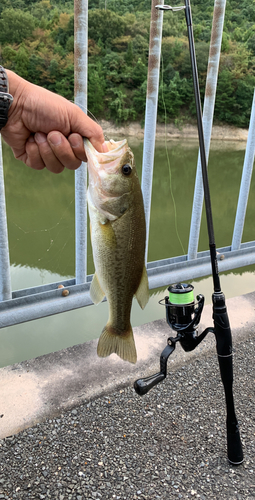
[
  {"xmin": 135, "ymin": 265, "xmax": 149, "ymax": 310},
  {"xmin": 90, "ymin": 273, "xmax": 105, "ymax": 304},
  {"xmin": 97, "ymin": 325, "xmax": 137, "ymax": 364}
]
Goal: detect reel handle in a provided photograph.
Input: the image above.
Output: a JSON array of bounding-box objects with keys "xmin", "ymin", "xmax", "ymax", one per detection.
[
  {"xmin": 134, "ymin": 342, "xmax": 177, "ymax": 396},
  {"xmin": 134, "ymin": 372, "xmax": 165, "ymax": 396}
]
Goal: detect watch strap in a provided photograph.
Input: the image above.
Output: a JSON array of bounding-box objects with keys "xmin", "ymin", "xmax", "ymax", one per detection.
[{"xmin": 0, "ymin": 66, "xmax": 13, "ymax": 130}]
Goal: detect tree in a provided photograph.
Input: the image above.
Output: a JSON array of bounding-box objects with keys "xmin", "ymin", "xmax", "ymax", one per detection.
[
  {"xmin": 214, "ymin": 70, "xmax": 236, "ymax": 123},
  {"xmin": 27, "ymin": 54, "xmax": 45, "ymax": 86},
  {"xmin": 234, "ymin": 75, "xmax": 255, "ymax": 127},
  {"xmin": 53, "ymin": 13, "xmax": 74, "ymax": 49},
  {"xmin": 0, "ymin": 8, "xmax": 36, "ymax": 44},
  {"xmin": 125, "ymin": 41, "xmax": 133, "ymax": 65},
  {"xmin": 133, "ymin": 80, "xmax": 147, "ymax": 115},
  {"xmin": 88, "ymin": 9, "xmax": 126, "ymax": 45},
  {"xmin": 0, "ymin": 0, "xmax": 26, "ymax": 15},
  {"xmin": 130, "ymin": 57, "xmax": 147, "ymax": 87},
  {"xmin": 14, "ymin": 45, "xmax": 29, "ymax": 79},
  {"xmin": 158, "ymin": 73, "xmax": 184, "ymax": 118},
  {"xmin": 88, "ymin": 64, "xmax": 106, "ymax": 116},
  {"xmin": 108, "ymin": 87, "xmax": 136, "ymax": 122}
]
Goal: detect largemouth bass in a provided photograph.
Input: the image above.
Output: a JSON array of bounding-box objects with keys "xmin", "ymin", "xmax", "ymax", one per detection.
[{"xmin": 84, "ymin": 138, "xmax": 149, "ymax": 364}]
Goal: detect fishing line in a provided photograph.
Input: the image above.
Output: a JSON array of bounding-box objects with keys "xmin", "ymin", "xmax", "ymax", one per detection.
[
  {"xmin": 160, "ymin": 55, "xmax": 186, "ymax": 255},
  {"xmin": 69, "ymin": 101, "xmax": 110, "ymax": 142}
]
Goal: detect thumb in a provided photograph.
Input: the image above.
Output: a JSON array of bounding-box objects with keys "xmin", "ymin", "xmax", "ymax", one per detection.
[{"xmin": 67, "ymin": 103, "xmax": 106, "ymax": 153}]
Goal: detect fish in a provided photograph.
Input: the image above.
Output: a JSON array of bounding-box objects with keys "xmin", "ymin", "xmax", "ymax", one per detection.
[{"xmin": 84, "ymin": 138, "xmax": 149, "ymax": 364}]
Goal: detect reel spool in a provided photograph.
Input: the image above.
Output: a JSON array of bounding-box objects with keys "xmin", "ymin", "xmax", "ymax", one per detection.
[
  {"xmin": 166, "ymin": 283, "xmax": 195, "ymax": 329},
  {"xmin": 162, "ymin": 283, "xmax": 205, "ymax": 352}
]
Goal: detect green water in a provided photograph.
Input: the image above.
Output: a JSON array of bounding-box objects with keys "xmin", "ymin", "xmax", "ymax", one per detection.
[{"xmin": 0, "ymin": 138, "xmax": 254, "ymax": 367}]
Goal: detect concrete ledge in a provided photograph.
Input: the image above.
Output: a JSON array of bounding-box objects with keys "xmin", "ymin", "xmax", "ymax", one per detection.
[{"xmin": 0, "ymin": 291, "xmax": 254, "ymax": 439}]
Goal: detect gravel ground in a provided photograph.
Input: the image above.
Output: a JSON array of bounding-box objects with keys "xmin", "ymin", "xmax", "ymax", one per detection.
[{"xmin": 0, "ymin": 336, "xmax": 254, "ymax": 500}]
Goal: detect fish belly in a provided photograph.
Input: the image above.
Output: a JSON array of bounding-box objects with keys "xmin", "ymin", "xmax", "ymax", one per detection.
[{"xmin": 89, "ymin": 200, "xmax": 146, "ymax": 363}]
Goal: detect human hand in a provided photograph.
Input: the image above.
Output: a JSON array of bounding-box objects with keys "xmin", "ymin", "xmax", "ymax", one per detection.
[{"xmin": 1, "ymin": 70, "xmax": 106, "ymax": 173}]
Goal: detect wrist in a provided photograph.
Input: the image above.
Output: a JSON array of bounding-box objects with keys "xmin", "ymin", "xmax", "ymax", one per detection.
[
  {"xmin": 5, "ymin": 69, "xmax": 26, "ymax": 99},
  {"xmin": 1, "ymin": 70, "xmax": 29, "ymax": 131},
  {"xmin": 0, "ymin": 67, "xmax": 14, "ymax": 130}
]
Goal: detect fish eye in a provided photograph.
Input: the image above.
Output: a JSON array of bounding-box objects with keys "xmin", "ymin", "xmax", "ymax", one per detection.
[{"xmin": 122, "ymin": 164, "xmax": 132, "ymax": 176}]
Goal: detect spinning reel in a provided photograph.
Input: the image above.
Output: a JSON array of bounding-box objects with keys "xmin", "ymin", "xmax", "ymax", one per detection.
[{"xmin": 134, "ymin": 283, "xmax": 213, "ymax": 395}]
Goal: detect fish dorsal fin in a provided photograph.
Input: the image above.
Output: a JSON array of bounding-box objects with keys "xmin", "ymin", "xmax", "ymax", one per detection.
[
  {"xmin": 90, "ymin": 273, "xmax": 105, "ymax": 305},
  {"xmin": 135, "ymin": 265, "xmax": 149, "ymax": 310}
]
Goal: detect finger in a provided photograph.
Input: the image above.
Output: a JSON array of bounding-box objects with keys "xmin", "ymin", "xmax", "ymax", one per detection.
[
  {"xmin": 68, "ymin": 133, "xmax": 86, "ymax": 162},
  {"xmin": 35, "ymin": 132, "xmax": 64, "ymax": 174},
  {"xmin": 69, "ymin": 133, "xmax": 108, "ymax": 162},
  {"xmin": 25, "ymin": 136, "xmax": 45, "ymax": 170},
  {"xmin": 67, "ymin": 104, "xmax": 106, "ymax": 152},
  {"xmin": 47, "ymin": 131, "xmax": 82, "ymax": 171},
  {"xmin": 89, "ymin": 130, "xmax": 106, "ymax": 153}
]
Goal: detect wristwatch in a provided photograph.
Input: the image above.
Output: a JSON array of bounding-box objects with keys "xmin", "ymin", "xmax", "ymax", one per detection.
[{"xmin": 0, "ymin": 66, "xmax": 13, "ymax": 130}]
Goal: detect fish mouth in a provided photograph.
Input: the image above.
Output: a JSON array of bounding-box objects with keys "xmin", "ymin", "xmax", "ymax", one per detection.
[{"xmin": 84, "ymin": 138, "xmax": 128, "ymax": 169}]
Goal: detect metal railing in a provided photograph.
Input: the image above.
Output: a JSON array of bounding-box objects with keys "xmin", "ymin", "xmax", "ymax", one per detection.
[{"xmin": 0, "ymin": 0, "xmax": 254, "ymax": 328}]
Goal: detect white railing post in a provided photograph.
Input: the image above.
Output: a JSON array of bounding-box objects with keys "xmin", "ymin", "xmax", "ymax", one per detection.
[
  {"xmin": 0, "ymin": 139, "xmax": 12, "ymax": 301},
  {"xmin": 74, "ymin": 0, "xmax": 88, "ymax": 284},
  {"xmin": 142, "ymin": 0, "xmax": 164, "ymax": 264},
  {"xmin": 231, "ymin": 90, "xmax": 255, "ymax": 251}
]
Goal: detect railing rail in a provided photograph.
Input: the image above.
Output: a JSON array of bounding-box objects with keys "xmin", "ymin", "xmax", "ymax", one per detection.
[{"xmin": 0, "ymin": 0, "xmax": 254, "ymax": 328}]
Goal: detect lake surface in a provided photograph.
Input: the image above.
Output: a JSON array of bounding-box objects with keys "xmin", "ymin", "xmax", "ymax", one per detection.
[{"xmin": 0, "ymin": 138, "xmax": 254, "ymax": 367}]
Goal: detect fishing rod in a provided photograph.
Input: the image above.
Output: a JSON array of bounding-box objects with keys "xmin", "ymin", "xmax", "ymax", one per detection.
[{"xmin": 134, "ymin": 0, "xmax": 243, "ymax": 465}]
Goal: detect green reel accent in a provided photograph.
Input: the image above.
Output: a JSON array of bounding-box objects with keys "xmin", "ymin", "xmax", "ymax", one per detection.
[
  {"xmin": 168, "ymin": 283, "xmax": 194, "ymax": 305},
  {"xmin": 169, "ymin": 290, "xmax": 194, "ymax": 305}
]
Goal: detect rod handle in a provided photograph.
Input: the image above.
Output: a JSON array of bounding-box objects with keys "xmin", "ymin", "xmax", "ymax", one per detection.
[{"xmin": 134, "ymin": 372, "xmax": 165, "ymax": 396}]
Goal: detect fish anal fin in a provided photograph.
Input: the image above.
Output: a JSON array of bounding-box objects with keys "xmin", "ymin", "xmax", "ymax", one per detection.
[
  {"xmin": 135, "ymin": 265, "xmax": 149, "ymax": 310},
  {"xmin": 97, "ymin": 325, "xmax": 137, "ymax": 364},
  {"xmin": 90, "ymin": 273, "xmax": 105, "ymax": 305}
]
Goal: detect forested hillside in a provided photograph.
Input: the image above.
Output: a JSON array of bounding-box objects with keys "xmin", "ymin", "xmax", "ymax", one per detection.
[{"xmin": 0, "ymin": 0, "xmax": 255, "ymax": 127}]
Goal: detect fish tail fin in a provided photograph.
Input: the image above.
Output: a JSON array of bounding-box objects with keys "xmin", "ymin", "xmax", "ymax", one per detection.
[{"xmin": 97, "ymin": 324, "xmax": 137, "ymax": 364}]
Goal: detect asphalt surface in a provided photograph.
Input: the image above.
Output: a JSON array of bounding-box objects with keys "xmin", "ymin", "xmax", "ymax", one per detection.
[{"xmin": 0, "ymin": 333, "xmax": 255, "ymax": 499}]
